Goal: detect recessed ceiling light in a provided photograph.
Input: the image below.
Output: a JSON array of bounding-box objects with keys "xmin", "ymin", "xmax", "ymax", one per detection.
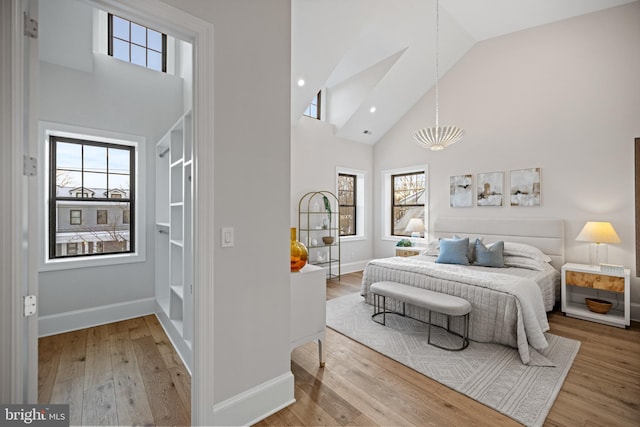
[
  {"xmin": 369, "ymin": 106, "xmax": 376, "ymax": 113},
  {"xmin": 297, "ymin": 79, "xmax": 305, "ymax": 87}
]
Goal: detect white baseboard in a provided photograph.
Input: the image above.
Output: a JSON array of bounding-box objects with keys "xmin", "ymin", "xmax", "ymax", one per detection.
[
  {"xmin": 340, "ymin": 260, "xmax": 369, "ymax": 275},
  {"xmin": 212, "ymin": 371, "xmax": 295, "ymax": 426},
  {"xmin": 38, "ymin": 297, "xmax": 155, "ymax": 337}
]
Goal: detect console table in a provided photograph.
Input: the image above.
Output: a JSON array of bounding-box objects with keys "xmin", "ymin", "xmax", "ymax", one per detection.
[{"xmin": 290, "ymin": 264, "xmax": 326, "ymax": 366}]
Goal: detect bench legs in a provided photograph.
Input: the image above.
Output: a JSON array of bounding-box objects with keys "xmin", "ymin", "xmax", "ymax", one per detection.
[
  {"xmin": 372, "ymin": 292, "xmax": 470, "ymax": 351},
  {"xmin": 371, "ymin": 293, "xmax": 405, "ymax": 325},
  {"xmin": 428, "ymin": 311, "xmax": 470, "ymax": 351}
]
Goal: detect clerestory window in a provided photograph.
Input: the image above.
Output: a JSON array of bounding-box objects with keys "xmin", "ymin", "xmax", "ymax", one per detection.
[{"xmin": 108, "ymin": 14, "xmax": 167, "ymax": 72}]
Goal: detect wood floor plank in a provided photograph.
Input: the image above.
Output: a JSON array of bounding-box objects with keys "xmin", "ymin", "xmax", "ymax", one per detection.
[
  {"xmin": 48, "ymin": 329, "xmax": 87, "ymax": 427},
  {"xmin": 143, "ymin": 314, "xmax": 192, "ymax": 413},
  {"xmin": 82, "ymin": 324, "xmax": 118, "ymax": 426},
  {"xmin": 132, "ymin": 335, "xmax": 190, "ymax": 426},
  {"xmin": 38, "ymin": 334, "xmax": 63, "ymax": 404},
  {"xmin": 108, "ymin": 320, "xmax": 155, "ymax": 427}
]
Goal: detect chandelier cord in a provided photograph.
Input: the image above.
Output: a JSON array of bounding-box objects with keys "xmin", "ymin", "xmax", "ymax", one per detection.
[{"xmin": 434, "ymin": 0, "xmax": 440, "ymax": 129}]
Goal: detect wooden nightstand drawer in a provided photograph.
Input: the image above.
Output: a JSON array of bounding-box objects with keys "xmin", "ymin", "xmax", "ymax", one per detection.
[
  {"xmin": 564, "ymin": 270, "xmax": 624, "ymax": 293},
  {"xmin": 396, "ymin": 247, "xmax": 422, "ymax": 257}
]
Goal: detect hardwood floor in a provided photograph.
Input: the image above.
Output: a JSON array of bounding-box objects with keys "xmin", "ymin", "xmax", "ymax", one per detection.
[
  {"xmin": 38, "ymin": 315, "xmax": 190, "ymax": 426},
  {"xmin": 39, "ymin": 273, "xmax": 639, "ymax": 426},
  {"xmin": 258, "ymin": 271, "xmax": 640, "ymax": 427}
]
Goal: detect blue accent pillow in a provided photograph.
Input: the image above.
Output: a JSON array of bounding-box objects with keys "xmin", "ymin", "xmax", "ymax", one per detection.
[
  {"xmin": 436, "ymin": 237, "xmax": 470, "ymax": 265},
  {"xmin": 474, "ymin": 239, "xmax": 504, "ymax": 268}
]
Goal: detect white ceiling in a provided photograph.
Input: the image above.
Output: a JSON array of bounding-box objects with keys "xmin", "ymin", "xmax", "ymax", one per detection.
[{"xmin": 291, "ymin": 0, "xmax": 636, "ymax": 144}]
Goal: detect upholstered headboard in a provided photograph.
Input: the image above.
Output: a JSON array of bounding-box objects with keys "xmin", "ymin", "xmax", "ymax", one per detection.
[{"xmin": 432, "ymin": 217, "xmax": 565, "ymax": 270}]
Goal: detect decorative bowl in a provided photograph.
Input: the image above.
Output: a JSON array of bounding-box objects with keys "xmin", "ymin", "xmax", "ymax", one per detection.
[
  {"xmin": 322, "ymin": 236, "xmax": 334, "ymax": 245},
  {"xmin": 585, "ymin": 298, "xmax": 612, "ymax": 314}
]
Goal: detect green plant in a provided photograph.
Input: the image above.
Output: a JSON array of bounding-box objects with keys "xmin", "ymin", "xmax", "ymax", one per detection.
[{"xmin": 396, "ymin": 239, "xmax": 412, "ymax": 247}]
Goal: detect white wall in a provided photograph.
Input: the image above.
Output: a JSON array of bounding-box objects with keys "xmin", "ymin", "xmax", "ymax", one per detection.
[
  {"xmin": 291, "ymin": 117, "xmax": 374, "ymax": 271},
  {"xmin": 160, "ymin": 0, "xmax": 293, "ymax": 415},
  {"xmin": 374, "ymin": 3, "xmax": 640, "ymax": 315},
  {"xmin": 38, "ymin": 0, "xmax": 185, "ymax": 319}
]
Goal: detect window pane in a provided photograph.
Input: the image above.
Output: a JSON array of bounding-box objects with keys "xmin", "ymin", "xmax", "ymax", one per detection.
[
  {"xmin": 112, "ymin": 16, "xmax": 130, "ymax": 41},
  {"xmin": 131, "ymin": 44, "xmax": 146, "ymax": 67},
  {"xmin": 113, "ymin": 38, "xmax": 130, "ymax": 62},
  {"xmin": 83, "ymin": 145, "xmax": 107, "ymax": 173},
  {"xmin": 108, "ymin": 148, "xmax": 130, "ymax": 174},
  {"xmin": 83, "ymin": 172, "xmax": 107, "ymax": 195},
  {"xmin": 148, "ymin": 50, "xmax": 162, "ymax": 71},
  {"xmin": 56, "ymin": 170, "xmax": 81, "ymax": 193},
  {"xmin": 56, "ymin": 142, "xmax": 82, "ymax": 170},
  {"xmin": 339, "ymin": 207, "xmax": 355, "ymax": 236},
  {"xmin": 148, "ymin": 30, "xmax": 162, "ymax": 51},
  {"xmin": 108, "ymin": 174, "xmax": 130, "ymax": 194},
  {"xmin": 131, "ymin": 22, "xmax": 146, "ymax": 46}
]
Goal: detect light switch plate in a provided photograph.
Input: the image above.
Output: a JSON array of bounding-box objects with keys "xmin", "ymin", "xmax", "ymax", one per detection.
[{"xmin": 221, "ymin": 227, "xmax": 234, "ymax": 247}]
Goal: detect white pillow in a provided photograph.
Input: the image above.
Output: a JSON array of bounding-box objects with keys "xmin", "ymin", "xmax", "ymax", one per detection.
[
  {"xmin": 503, "ymin": 242, "xmax": 552, "ymax": 263},
  {"xmin": 503, "ymin": 255, "xmax": 548, "ymax": 271},
  {"xmin": 421, "ymin": 239, "xmax": 440, "ymax": 256}
]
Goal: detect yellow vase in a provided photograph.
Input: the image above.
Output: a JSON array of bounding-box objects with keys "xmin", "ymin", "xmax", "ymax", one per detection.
[{"xmin": 290, "ymin": 227, "xmax": 308, "ymax": 272}]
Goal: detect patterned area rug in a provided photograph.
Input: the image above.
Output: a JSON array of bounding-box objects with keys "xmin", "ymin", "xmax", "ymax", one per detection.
[{"xmin": 326, "ymin": 293, "xmax": 580, "ymax": 427}]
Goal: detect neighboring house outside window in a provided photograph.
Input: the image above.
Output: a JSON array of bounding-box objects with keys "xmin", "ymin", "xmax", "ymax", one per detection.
[
  {"xmin": 49, "ymin": 135, "xmax": 135, "ymax": 259},
  {"xmin": 108, "ymin": 14, "xmax": 167, "ymax": 72},
  {"xmin": 303, "ymin": 91, "xmax": 321, "ymax": 120},
  {"xmin": 338, "ymin": 173, "xmax": 357, "ymax": 236}
]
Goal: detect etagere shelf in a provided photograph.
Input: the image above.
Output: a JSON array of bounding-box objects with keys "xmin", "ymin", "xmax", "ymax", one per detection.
[{"xmin": 298, "ymin": 191, "xmax": 340, "ymax": 280}]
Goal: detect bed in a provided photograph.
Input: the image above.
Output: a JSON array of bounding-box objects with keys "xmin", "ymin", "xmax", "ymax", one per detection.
[{"xmin": 360, "ymin": 217, "xmax": 564, "ymax": 364}]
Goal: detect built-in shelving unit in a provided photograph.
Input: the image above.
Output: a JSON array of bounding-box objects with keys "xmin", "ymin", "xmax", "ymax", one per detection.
[
  {"xmin": 298, "ymin": 191, "xmax": 340, "ymax": 279},
  {"xmin": 155, "ymin": 111, "xmax": 193, "ymax": 371}
]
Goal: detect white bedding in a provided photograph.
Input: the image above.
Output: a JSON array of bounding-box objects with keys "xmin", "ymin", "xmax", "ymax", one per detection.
[{"xmin": 360, "ymin": 255, "xmax": 560, "ymax": 364}]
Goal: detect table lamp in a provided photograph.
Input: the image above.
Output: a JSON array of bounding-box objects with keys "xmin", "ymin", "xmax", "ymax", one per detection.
[
  {"xmin": 576, "ymin": 221, "xmax": 621, "ymax": 266},
  {"xmin": 406, "ymin": 218, "xmax": 425, "ymax": 244}
]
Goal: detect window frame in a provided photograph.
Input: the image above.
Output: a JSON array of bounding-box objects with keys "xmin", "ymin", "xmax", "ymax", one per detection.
[
  {"xmin": 336, "ymin": 167, "xmax": 366, "ymax": 241},
  {"xmin": 338, "ymin": 173, "xmax": 357, "ymax": 237},
  {"xmin": 107, "ymin": 13, "xmax": 167, "ymax": 73},
  {"xmin": 39, "ymin": 121, "xmax": 146, "ymax": 272},
  {"xmin": 382, "ymin": 165, "xmax": 428, "ymax": 242},
  {"xmin": 49, "ymin": 135, "xmax": 136, "ymax": 260},
  {"xmin": 303, "ymin": 91, "xmax": 322, "ymax": 120}
]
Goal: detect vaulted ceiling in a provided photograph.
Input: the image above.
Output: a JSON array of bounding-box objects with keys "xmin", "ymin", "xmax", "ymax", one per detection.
[{"xmin": 291, "ymin": 0, "xmax": 636, "ymax": 144}]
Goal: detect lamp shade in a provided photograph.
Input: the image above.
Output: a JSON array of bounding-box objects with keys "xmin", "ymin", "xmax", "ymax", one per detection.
[
  {"xmin": 406, "ymin": 218, "xmax": 425, "ymax": 233},
  {"xmin": 576, "ymin": 221, "xmax": 621, "ymax": 244}
]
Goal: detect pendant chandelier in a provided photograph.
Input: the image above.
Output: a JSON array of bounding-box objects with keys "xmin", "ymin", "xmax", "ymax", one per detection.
[{"xmin": 413, "ymin": 0, "xmax": 464, "ymax": 151}]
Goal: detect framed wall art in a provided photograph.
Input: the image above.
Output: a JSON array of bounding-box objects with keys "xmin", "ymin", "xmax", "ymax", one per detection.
[
  {"xmin": 450, "ymin": 174, "xmax": 473, "ymax": 207},
  {"xmin": 510, "ymin": 168, "xmax": 541, "ymax": 206},
  {"xmin": 477, "ymin": 171, "xmax": 504, "ymax": 207}
]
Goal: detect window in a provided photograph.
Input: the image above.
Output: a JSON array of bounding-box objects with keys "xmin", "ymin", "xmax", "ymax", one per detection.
[
  {"xmin": 303, "ymin": 91, "xmax": 321, "ymax": 119},
  {"xmin": 382, "ymin": 166, "xmax": 427, "ymax": 240},
  {"xmin": 70, "ymin": 209, "xmax": 82, "ymax": 225},
  {"xmin": 97, "ymin": 210, "xmax": 108, "ymax": 225},
  {"xmin": 49, "ymin": 135, "xmax": 135, "ymax": 259},
  {"xmin": 338, "ymin": 173, "xmax": 357, "ymax": 236},
  {"xmin": 108, "ymin": 14, "xmax": 167, "ymax": 72}
]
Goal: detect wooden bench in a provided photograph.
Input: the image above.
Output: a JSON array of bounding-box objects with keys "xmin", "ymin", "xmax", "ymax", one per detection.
[{"xmin": 370, "ymin": 281, "xmax": 471, "ymax": 351}]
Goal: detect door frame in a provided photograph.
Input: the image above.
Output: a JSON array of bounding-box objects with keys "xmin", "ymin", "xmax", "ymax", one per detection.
[{"xmin": 4, "ymin": 1, "xmax": 216, "ymax": 424}]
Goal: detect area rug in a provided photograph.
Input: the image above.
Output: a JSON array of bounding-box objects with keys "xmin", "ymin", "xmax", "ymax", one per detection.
[{"xmin": 326, "ymin": 293, "xmax": 580, "ymax": 427}]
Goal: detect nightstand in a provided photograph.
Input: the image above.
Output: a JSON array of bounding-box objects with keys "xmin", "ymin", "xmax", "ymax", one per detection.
[
  {"xmin": 396, "ymin": 246, "xmax": 423, "ymax": 257},
  {"xmin": 561, "ymin": 262, "xmax": 630, "ymax": 328}
]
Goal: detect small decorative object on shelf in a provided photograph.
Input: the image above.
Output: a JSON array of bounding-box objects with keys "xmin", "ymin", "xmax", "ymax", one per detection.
[
  {"xmin": 585, "ymin": 297, "xmax": 612, "ymax": 314},
  {"xmin": 290, "ymin": 227, "xmax": 308, "ymax": 272},
  {"xmin": 322, "ymin": 236, "xmax": 334, "ymax": 245}
]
